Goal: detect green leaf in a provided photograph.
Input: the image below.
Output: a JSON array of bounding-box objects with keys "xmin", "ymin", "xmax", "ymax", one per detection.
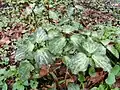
[
  {"xmin": 18, "ymin": 85, "xmax": 24, "ymax": 90},
  {"xmin": 72, "ymin": 21, "xmax": 83, "ymax": 30},
  {"xmin": 34, "ymin": 48, "xmax": 53, "ymax": 67},
  {"xmin": 0, "ymin": 68, "xmax": 6, "ymax": 75},
  {"xmin": 93, "ymin": 44, "xmax": 106, "ymax": 55},
  {"xmin": 66, "ymin": 53, "xmax": 89, "ymax": 74},
  {"xmin": 25, "ymin": 3, "xmax": 35, "ymax": 15},
  {"xmin": 59, "ymin": 18, "xmax": 69, "ymax": 25},
  {"xmin": 111, "ymin": 65, "xmax": 120, "ymax": 76},
  {"xmin": 48, "ymin": 29, "xmax": 61, "ymax": 39},
  {"xmin": 0, "ymin": 16, "xmax": 10, "ymax": 28},
  {"xmin": 115, "ymin": 43, "xmax": 120, "ymax": 53},
  {"xmin": 13, "ymin": 81, "xmax": 24, "ymax": 90},
  {"xmin": 78, "ymin": 73, "xmax": 85, "ymax": 83},
  {"xmin": 23, "ymin": 80, "xmax": 29, "ymax": 86},
  {"xmin": 67, "ymin": 83, "xmax": 80, "ymax": 90},
  {"xmin": 0, "ymin": 76, "xmax": 4, "ymax": 83},
  {"xmin": 91, "ymin": 87, "xmax": 98, "ymax": 90},
  {"xmin": 82, "ymin": 38, "xmax": 99, "ymax": 54},
  {"xmin": 34, "ymin": 5, "xmax": 44, "ymax": 14},
  {"xmin": 111, "ymin": 88, "xmax": 119, "ymax": 90},
  {"xmin": 4, "ymin": 66, "xmax": 16, "ymax": 78},
  {"xmin": 15, "ymin": 40, "xmax": 34, "ymax": 61},
  {"xmin": 27, "ymin": 41, "xmax": 34, "ymax": 52},
  {"xmin": 67, "ymin": 7, "xmax": 75, "ymax": 17},
  {"xmin": 89, "ymin": 66, "xmax": 96, "ymax": 76},
  {"xmin": 62, "ymin": 25, "xmax": 75, "ymax": 34},
  {"xmin": 70, "ymin": 34, "xmax": 84, "ymax": 47},
  {"xmin": 18, "ymin": 60, "xmax": 34, "ymax": 80},
  {"xmin": 49, "ymin": 11, "xmax": 58, "ymax": 20},
  {"xmin": 0, "ymin": 22, "xmax": 4, "ymax": 29},
  {"xmin": 98, "ymin": 84, "xmax": 106, "ymax": 90},
  {"xmin": 105, "ymin": 73, "xmax": 116, "ymax": 85},
  {"xmin": 2, "ymin": 83, "xmax": 7, "ymax": 90},
  {"xmin": 107, "ymin": 45, "xmax": 119, "ymax": 59},
  {"xmin": 30, "ymin": 80, "xmax": 38, "ymax": 89},
  {"xmin": 63, "ymin": 42, "xmax": 74, "ymax": 54},
  {"xmin": 34, "ymin": 27, "xmax": 48, "ymax": 43},
  {"xmin": 92, "ymin": 55, "xmax": 112, "ymax": 72},
  {"xmin": 15, "ymin": 47, "xmax": 26, "ymax": 61},
  {"xmin": 48, "ymin": 36, "xmax": 66, "ymax": 55},
  {"xmin": 101, "ymin": 39, "xmax": 111, "ymax": 46},
  {"xmin": 74, "ymin": 5, "xmax": 84, "ymax": 10}
]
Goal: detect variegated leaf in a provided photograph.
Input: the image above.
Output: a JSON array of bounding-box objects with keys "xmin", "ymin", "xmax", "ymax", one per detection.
[
  {"xmin": 107, "ymin": 44, "xmax": 119, "ymax": 59},
  {"xmin": 82, "ymin": 38, "xmax": 99, "ymax": 54},
  {"xmin": 93, "ymin": 44, "xmax": 106, "ymax": 55},
  {"xmin": 66, "ymin": 53, "xmax": 89, "ymax": 74},
  {"xmin": 49, "ymin": 11, "xmax": 58, "ymax": 20},
  {"xmin": 34, "ymin": 27, "xmax": 48, "ymax": 43},
  {"xmin": 70, "ymin": 34, "xmax": 84, "ymax": 47},
  {"xmin": 34, "ymin": 48, "xmax": 53, "ymax": 68},
  {"xmin": 15, "ymin": 41, "xmax": 34, "ymax": 61},
  {"xmin": 62, "ymin": 25, "xmax": 75, "ymax": 34},
  {"xmin": 15, "ymin": 47, "xmax": 27, "ymax": 61},
  {"xmin": 92, "ymin": 55, "xmax": 112, "ymax": 72},
  {"xmin": 67, "ymin": 83, "xmax": 80, "ymax": 90},
  {"xmin": 18, "ymin": 60, "xmax": 34, "ymax": 80},
  {"xmin": 48, "ymin": 36, "xmax": 66, "ymax": 55}
]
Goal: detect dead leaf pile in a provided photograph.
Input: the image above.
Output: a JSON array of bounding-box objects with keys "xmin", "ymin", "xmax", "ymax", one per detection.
[
  {"xmin": 81, "ymin": 9, "xmax": 117, "ymax": 29},
  {"xmin": 0, "ymin": 23, "xmax": 26, "ymax": 66},
  {"xmin": 85, "ymin": 68, "xmax": 107, "ymax": 89},
  {"xmin": 39, "ymin": 59, "xmax": 77, "ymax": 90}
]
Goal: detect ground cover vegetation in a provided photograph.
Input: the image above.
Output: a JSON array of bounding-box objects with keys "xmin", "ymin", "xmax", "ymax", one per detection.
[{"xmin": 0, "ymin": 0, "xmax": 120, "ymax": 90}]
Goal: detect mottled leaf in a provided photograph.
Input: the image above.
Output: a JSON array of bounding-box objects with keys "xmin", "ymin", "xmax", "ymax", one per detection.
[
  {"xmin": 34, "ymin": 27, "xmax": 48, "ymax": 43},
  {"xmin": 49, "ymin": 11, "xmax": 58, "ymax": 20},
  {"xmin": 48, "ymin": 36, "xmax": 66, "ymax": 55},
  {"xmin": 27, "ymin": 41, "xmax": 34, "ymax": 52},
  {"xmin": 15, "ymin": 48, "xmax": 26, "ymax": 61},
  {"xmin": 66, "ymin": 53, "xmax": 89, "ymax": 74},
  {"xmin": 15, "ymin": 40, "xmax": 34, "ymax": 61},
  {"xmin": 30, "ymin": 80, "xmax": 38, "ymax": 89},
  {"xmin": 94, "ymin": 44, "xmax": 106, "ymax": 55},
  {"xmin": 34, "ymin": 48, "xmax": 53, "ymax": 67},
  {"xmin": 92, "ymin": 55, "xmax": 112, "ymax": 72},
  {"xmin": 107, "ymin": 45, "xmax": 119, "ymax": 59},
  {"xmin": 0, "ymin": 68, "xmax": 6, "ymax": 75},
  {"xmin": 13, "ymin": 81, "xmax": 24, "ymax": 90},
  {"xmin": 83, "ymin": 38, "xmax": 99, "ymax": 54},
  {"xmin": 2, "ymin": 83, "xmax": 7, "ymax": 90},
  {"xmin": 70, "ymin": 34, "xmax": 84, "ymax": 47},
  {"xmin": 62, "ymin": 25, "xmax": 75, "ymax": 34},
  {"xmin": 48, "ymin": 29, "xmax": 61, "ymax": 39},
  {"xmin": 18, "ymin": 60, "xmax": 34, "ymax": 80},
  {"xmin": 67, "ymin": 7, "xmax": 75, "ymax": 17},
  {"xmin": 67, "ymin": 83, "xmax": 80, "ymax": 90}
]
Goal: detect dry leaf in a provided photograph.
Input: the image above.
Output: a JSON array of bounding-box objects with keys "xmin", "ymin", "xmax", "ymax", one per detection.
[
  {"xmin": 0, "ymin": 36, "xmax": 10, "ymax": 45},
  {"xmin": 39, "ymin": 65, "xmax": 49, "ymax": 77}
]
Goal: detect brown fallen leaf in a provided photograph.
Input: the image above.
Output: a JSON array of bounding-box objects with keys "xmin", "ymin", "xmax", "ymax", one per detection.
[
  {"xmin": 0, "ymin": 36, "xmax": 10, "ymax": 46},
  {"xmin": 113, "ymin": 76, "xmax": 120, "ymax": 88},
  {"xmin": 81, "ymin": 9, "xmax": 116, "ymax": 29},
  {"xmin": 39, "ymin": 65, "xmax": 49, "ymax": 77},
  {"xmin": 85, "ymin": 68, "xmax": 107, "ymax": 89}
]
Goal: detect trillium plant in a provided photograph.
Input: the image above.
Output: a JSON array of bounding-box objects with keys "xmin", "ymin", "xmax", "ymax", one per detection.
[
  {"xmin": 0, "ymin": 0, "xmax": 120, "ymax": 89},
  {"xmin": 15, "ymin": 23, "xmax": 120, "ymax": 76}
]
